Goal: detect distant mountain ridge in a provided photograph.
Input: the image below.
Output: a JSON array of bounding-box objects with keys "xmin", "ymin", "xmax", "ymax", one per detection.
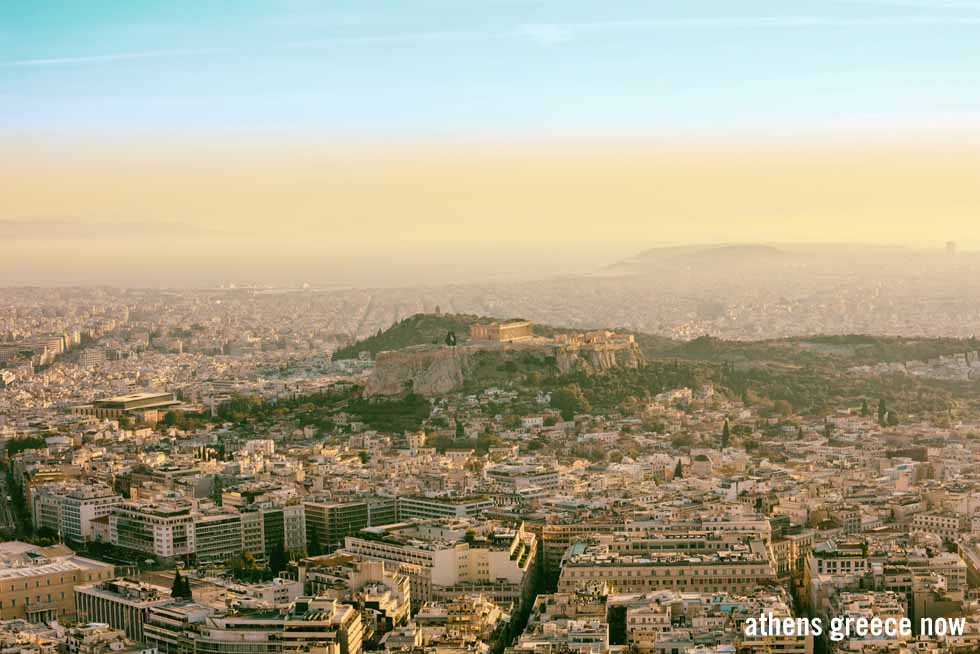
[{"xmin": 633, "ymin": 243, "xmax": 784, "ymax": 260}]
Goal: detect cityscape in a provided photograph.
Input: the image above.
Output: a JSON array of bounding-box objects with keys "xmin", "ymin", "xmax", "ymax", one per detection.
[{"xmin": 4, "ymin": 2, "xmax": 980, "ymax": 654}]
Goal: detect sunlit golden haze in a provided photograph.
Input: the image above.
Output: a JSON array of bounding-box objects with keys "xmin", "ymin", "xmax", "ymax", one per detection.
[{"xmin": 3, "ymin": 138, "xmax": 979, "ymax": 286}]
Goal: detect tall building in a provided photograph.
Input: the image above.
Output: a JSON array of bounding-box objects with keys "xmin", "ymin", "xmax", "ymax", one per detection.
[
  {"xmin": 32, "ymin": 483, "xmax": 121, "ymax": 544},
  {"xmin": 194, "ymin": 511, "xmax": 244, "ymax": 565},
  {"xmin": 110, "ymin": 499, "xmax": 196, "ymax": 561},
  {"xmin": 239, "ymin": 503, "xmax": 307, "ymax": 560},
  {"xmin": 304, "ymin": 498, "xmax": 397, "ymax": 554}
]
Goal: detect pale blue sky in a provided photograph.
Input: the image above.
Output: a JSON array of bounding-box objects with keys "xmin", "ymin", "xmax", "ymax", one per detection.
[{"xmin": 3, "ymin": 0, "xmax": 980, "ymax": 143}]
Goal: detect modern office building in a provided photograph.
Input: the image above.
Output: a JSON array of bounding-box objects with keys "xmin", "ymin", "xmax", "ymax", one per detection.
[
  {"xmin": 304, "ymin": 498, "xmax": 398, "ymax": 554},
  {"xmin": 32, "ymin": 483, "xmax": 121, "ymax": 544},
  {"xmin": 109, "ymin": 499, "xmax": 196, "ymax": 561},
  {"xmin": 73, "ymin": 392, "xmax": 181, "ymax": 419},
  {"xmin": 396, "ymin": 496, "xmax": 494, "ymax": 521},
  {"xmin": 239, "ymin": 503, "xmax": 307, "ymax": 560},
  {"xmin": 194, "ymin": 511, "xmax": 244, "ymax": 565},
  {"xmin": 75, "ymin": 578, "xmax": 173, "ymax": 642}
]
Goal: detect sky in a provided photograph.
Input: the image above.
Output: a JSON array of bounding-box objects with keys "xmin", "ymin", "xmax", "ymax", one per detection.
[
  {"xmin": 3, "ymin": 1, "xmax": 980, "ymax": 286},
  {"xmin": 4, "ymin": 0, "xmax": 980, "ymax": 140}
]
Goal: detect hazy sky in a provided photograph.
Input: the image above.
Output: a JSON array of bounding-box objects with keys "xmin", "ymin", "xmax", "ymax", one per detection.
[{"xmin": 3, "ymin": 1, "xmax": 980, "ymax": 285}]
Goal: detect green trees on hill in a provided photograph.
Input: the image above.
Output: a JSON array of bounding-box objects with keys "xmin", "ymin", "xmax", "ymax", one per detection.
[
  {"xmin": 332, "ymin": 314, "xmax": 483, "ymax": 360},
  {"xmin": 6, "ymin": 436, "xmax": 47, "ymax": 457},
  {"xmin": 550, "ymin": 384, "xmax": 591, "ymax": 420},
  {"xmin": 346, "ymin": 394, "xmax": 432, "ymax": 432}
]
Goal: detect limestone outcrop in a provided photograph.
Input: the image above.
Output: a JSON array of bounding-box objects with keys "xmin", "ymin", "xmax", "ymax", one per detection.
[{"xmin": 364, "ymin": 332, "xmax": 644, "ymax": 397}]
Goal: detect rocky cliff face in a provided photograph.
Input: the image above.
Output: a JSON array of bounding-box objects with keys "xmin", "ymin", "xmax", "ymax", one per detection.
[
  {"xmin": 555, "ymin": 341, "xmax": 644, "ymax": 374},
  {"xmin": 365, "ymin": 338, "xmax": 645, "ymax": 397},
  {"xmin": 365, "ymin": 345, "xmax": 470, "ymax": 396}
]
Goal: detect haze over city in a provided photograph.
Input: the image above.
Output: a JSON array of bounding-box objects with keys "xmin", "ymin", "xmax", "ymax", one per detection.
[{"xmin": 4, "ymin": 1, "xmax": 980, "ymax": 287}]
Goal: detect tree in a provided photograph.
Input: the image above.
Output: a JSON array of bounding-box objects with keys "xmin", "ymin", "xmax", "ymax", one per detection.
[
  {"xmin": 673, "ymin": 459, "xmax": 683, "ymax": 479},
  {"xmin": 502, "ymin": 414, "xmax": 522, "ymax": 430},
  {"xmin": 171, "ymin": 569, "xmax": 191, "ymax": 599},
  {"xmin": 269, "ymin": 546, "xmax": 289, "ymax": 575},
  {"xmin": 171, "ymin": 569, "xmax": 182, "ymax": 597},
  {"xmin": 550, "ymin": 384, "xmax": 591, "ymax": 421},
  {"xmin": 721, "ymin": 420, "xmax": 730, "ymax": 450},
  {"xmin": 5, "ymin": 436, "xmax": 46, "ymax": 457},
  {"xmin": 886, "ymin": 411, "xmax": 899, "ymax": 427},
  {"xmin": 607, "ymin": 605, "xmax": 628, "ymax": 645},
  {"xmin": 860, "ymin": 399, "xmax": 870, "ymax": 417},
  {"xmin": 877, "ymin": 398, "xmax": 887, "ymax": 425},
  {"xmin": 455, "ymin": 420, "xmax": 466, "ymax": 439},
  {"xmin": 308, "ymin": 530, "xmax": 323, "ymax": 557}
]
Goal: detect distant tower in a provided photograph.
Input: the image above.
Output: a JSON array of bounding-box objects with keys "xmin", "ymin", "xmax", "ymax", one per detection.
[{"xmin": 946, "ymin": 241, "xmax": 956, "ymax": 255}]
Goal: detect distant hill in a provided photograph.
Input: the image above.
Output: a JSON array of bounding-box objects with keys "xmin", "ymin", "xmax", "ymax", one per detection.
[
  {"xmin": 633, "ymin": 243, "xmax": 783, "ymax": 261},
  {"xmin": 685, "ymin": 244, "xmax": 784, "ymax": 259},
  {"xmin": 332, "ymin": 313, "xmax": 485, "ymax": 360}
]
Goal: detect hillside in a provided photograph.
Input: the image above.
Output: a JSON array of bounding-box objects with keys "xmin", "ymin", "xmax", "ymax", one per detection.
[
  {"xmin": 332, "ymin": 313, "xmax": 486, "ymax": 360},
  {"xmin": 337, "ymin": 313, "xmax": 980, "ymax": 369},
  {"xmin": 637, "ymin": 333, "xmax": 980, "ymax": 368},
  {"xmin": 335, "ymin": 314, "xmax": 980, "ymax": 423}
]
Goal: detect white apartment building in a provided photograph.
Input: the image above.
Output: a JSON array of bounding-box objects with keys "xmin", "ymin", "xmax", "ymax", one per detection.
[
  {"xmin": 32, "ymin": 484, "xmax": 121, "ymax": 543},
  {"xmin": 109, "ymin": 499, "xmax": 196, "ymax": 560},
  {"xmin": 343, "ymin": 520, "xmax": 537, "ymax": 609}
]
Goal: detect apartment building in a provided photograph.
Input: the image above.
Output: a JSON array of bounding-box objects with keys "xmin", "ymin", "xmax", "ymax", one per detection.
[
  {"xmin": 486, "ymin": 464, "xmax": 560, "ymax": 492},
  {"xmin": 143, "ymin": 598, "xmax": 363, "ymax": 654},
  {"xmin": 109, "ymin": 499, "xmax": 196, "ymax": 561},
  {"xmin": 342, "ymin": 519, "xmax": 537, "ymax": 609},
  {"xmin": 910, "ymin": 511, "xmax": 965, "ymax": 540},
  {"xmin": 32, "ymin": 483, "xmax": 121, "ymax": 543}
]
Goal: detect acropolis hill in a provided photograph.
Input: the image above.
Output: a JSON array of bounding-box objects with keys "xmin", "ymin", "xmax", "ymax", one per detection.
[{"xmin": 364, "ymin": 319, "xmax": 644, "ymax": 396}]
